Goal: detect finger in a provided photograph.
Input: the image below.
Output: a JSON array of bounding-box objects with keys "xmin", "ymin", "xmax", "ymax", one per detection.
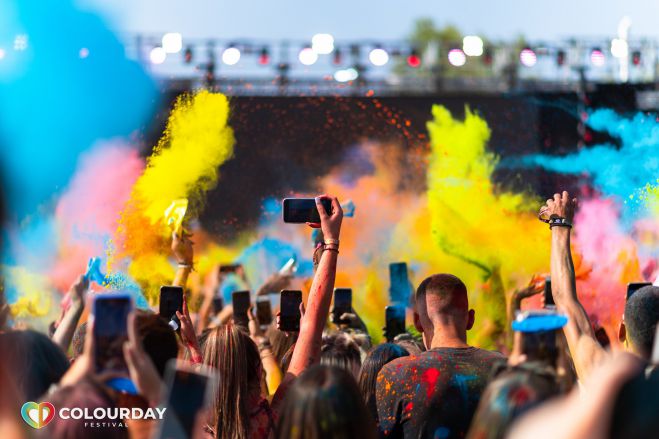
[
  {"xmin": 562, "ymin": 191, "xmax": 569, "ymax": 203},
  {"xmin": 299, "ymin": 302, "xmax": 306, "ymax": 318},
  {"xmin": 315, "ymin": 196, "xmax": 330, "ymax": 219},
  {"xmin": 306, "ymin": 222, "xmax": 321, "ymax": 229},
  {"xmin": 546, "ymin": 199, "xmax": 553, "ymax": 206},
  {"xmin": 175, "ymin": 310, "xmax": 183, "ymax": 321},
  {"xmin": 183, "ymin": 294, "xmax": 191, "ymax": 318},
  {"xmin": 247, "ymin": 306, "xmax": 256, "ymax": 322},
  {"xmin": 330, "ymin": 196, "xmax": 342, "ymax": 217},
  {"xmin": 126, "ymin": 312, "xmax": 142, "ymax": 353},
  {"xmin": 553, "ymin": 193, "xmax": 561, "ymax": 204}
]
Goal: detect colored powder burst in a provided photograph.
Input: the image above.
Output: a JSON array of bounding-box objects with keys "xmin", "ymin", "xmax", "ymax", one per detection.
[
  {"xmin": 2, "ymin": 266, "xmax": 59, "ymax": 330},
  {"xmin": 519, "ymin": 109, "xmax": 659, "ymax": 220},
  {"xmin": 115, "ymin": 91, "xmax": 236, "ymax": 302}
]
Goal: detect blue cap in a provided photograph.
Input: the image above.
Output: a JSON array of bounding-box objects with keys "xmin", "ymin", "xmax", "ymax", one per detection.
[{"xmin": 512, "ymin": 310, "xmax": 568, "ymax": 332}]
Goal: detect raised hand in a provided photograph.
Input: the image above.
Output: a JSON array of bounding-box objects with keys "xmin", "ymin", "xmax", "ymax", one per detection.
[
  {"xmin": 171, "ymin": 231, "xmax": 194, "ymax": 265},
  {"xmin": 539, "ymin": 191, "xmax": 578, "ymax": 223}
]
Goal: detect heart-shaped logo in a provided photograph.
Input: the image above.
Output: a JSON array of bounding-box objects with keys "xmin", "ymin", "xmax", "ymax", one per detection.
[{"xmin": 20, "ymin": 401, "xmax": 55, "ymax": 429}]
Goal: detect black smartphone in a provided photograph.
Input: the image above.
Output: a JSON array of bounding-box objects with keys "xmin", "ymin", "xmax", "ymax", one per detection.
[
  {"xmin": 212, "ymin": 296, "xmax": 224, "ymax": 314},
  {"xmin": 282, "ymin": 198, "xmax": 333, "ymax": 223},
  {"xmin": 385, "ymin": 305, "xmax": 406, "ymax": 342},
  {"xmin": 156, "ymin": 361, "xmax": 216, "ymax": 439},
  {"xmin": 280, "ymin": 290, "xmax": 303, "ymax": 332},
  {"xmin": 160, "ymin": 286, "xmax": 184, "ymax": 323},
  {"xmin": 219, "ymin": 264, "xmax": 242, "ymax": 274},
  {"xmin": 93, "ymin": 293, "xmax": 132, "ymax": 373},
  {"xmin": 544, "ymin": 277, "xmax": 555, "ymax": 307},
  {"xmin": 332, "ymin": 288, "xmax": 352, "ymax": 324},
  {"xmin": 256, "ymin": 296, "xmax": 273, "ymax": 327},
  {"xmin": 389, "ymin": 262, "xmax": 410, "ymax": 304},
  {"xmin": 627, "ymin": 282, "xmax": 651, "ymax": 300},
  {"xmin": 232, "ymin": 290, "xmax": 251, "ymax": 328},
  {"xmin": 521, "ymin": 329, "xmax": 559, "ymax": 367}
]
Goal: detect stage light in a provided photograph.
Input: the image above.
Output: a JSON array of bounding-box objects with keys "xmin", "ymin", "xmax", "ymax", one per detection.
[
  {"xmin": 407, "ymin": 49, "xmax": 421, "ymax": 68},
  {"xmin": 590, "ymin": 48, "xmax": 605, "ymax": 67},
  {"xmin": 162, "ymin": 32, "xmax": 182, "ymax": 54},
  {"xmin": 334, "ymin": 67, "xmax": 359, "ymax": 83},
  {"xmin": 333, "ymin": 48, "xmax": 342, "ymax": 65},
  {"xmin": 632, "ymin": 50, "xmax": 641, "ymax": 66},
  {"xmin": 311, "ymin": 33, "xmax": 334, "ymax": 55},
  {"xmin": 183, "ymin": 46, "xmax": 193, "ymax": 64},
  {"xmin": 258, "ymin": 47, "xmax": 270, "ymax": 65},
  {"xmin": 222, "ymin": 46, "xmax": 241, "ymax": 65},
  {"xmin": 13, "ymin": 34, "xmax": 28, "ymax": 51},
  {"xmin": 448, "ymin": 48, "xmax": 466, "ymax": 67},
  {"xmin": 556, "ymin": 49, "xmax": 566, "ymax": 66},
  {"xmin": 463, "ymin": 36, "xmax": 484, "ymax": 57},
  {"xmin": 149, "ymin": 46, "xmax": 166, "ymax": 64},
  {"xmin": 519, "ymin": 48, "xmax": 537, "ymax": 67},
  {"xmin": 299, "ymin": 47, "xmax": 318, "ymax": 65},
  {"xmin": 610, "ymin": 38, "xmax": 628, "ymax": 59},
  {"xmin": 79, "ymin": 47, "xmax": 89, "ymax": 59},
  {"xmin": 368, "ymin": 47, "xmax": 389, "ymax": 66}
]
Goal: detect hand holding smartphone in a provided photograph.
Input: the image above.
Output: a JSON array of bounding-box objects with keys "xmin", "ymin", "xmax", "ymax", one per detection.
[
  {"xmin": 331, "ymin": 288, "xmax": 352, "ymax": 324},
  {"xmin": 279, "ymin": 290, "xmax": 303, "ymax": 331},
  {"xmin": 282, "ymin": 198, "xmax": 333, "ymax": 223},
  {"xmin": 256, "ymin": 296, "xmax": 273, "ymax": 329},
  {"xmin": 384, "ymin": 305, "xmax": 406, "ymax": 342},
  {"xmin": 232, "ymin": 290, "xmax": 251, "ymax": 329},
  {"xmin": 160, "ymin": 286, "xmax": 184, "ymax": 330},
  {"xmin": 93, "ymin": 293, "xmax": 133, "ymax": 374}
]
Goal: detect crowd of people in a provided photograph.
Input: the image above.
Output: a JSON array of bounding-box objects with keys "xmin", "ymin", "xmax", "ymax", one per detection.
[{"xmin": 0, "ymin": 192, "xmax": 658, "ymax": 439}]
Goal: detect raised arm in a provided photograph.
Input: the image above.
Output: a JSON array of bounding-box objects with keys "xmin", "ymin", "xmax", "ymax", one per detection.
[
  {"xmin": 543, "ymin": 191, "xmax": 605, "ymax": 379},
  {"xmin": 52, "ymin": 274, "xmax": 89, "ymax": 353},
  {"xmin": 172, "ymin": 232, "xmax": 193, "ymax": 288}
]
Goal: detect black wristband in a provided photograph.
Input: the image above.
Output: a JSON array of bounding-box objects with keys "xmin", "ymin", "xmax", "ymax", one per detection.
[{"xmin": 548, "ymin": 217, "xmax": 572, "ymax": 229}]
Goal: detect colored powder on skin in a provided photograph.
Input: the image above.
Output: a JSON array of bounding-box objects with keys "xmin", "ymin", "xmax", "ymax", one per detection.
[{"xmin": 114, "ymin": 91, "xmax": 235, "ymax": 303}]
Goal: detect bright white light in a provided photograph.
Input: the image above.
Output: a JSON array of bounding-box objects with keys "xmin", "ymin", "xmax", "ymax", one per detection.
[
  {"xmin": 79, "ymin": 47, "xmax": 89, "ymax": 59},
  {"xmin": 149, "ymin": 47, "xmax": 167, "ymax": 64},
  {"xmin": 298, "ymin": 47, "xmax": 318, "ymax": 66},
  {"xmin": 311, "ymin": 33, "xmax": 334, "ymax": 55},
  {"xmin": 368, "ymin": 48, "xmax": 389, "ymax": 66},
  {"xmin": 162, "ymin": 32, "xmax": 182, "ymax": 54},
  {"xmin": 590, "ymin": 49, "xmax": 605, "ymax": 67},
  {"xmin": 520, "ymin": 48, "xmax": 537, "ymax": 67},
  {"xmin": 334, "ymin": 68, "xmax": 359, "ymax": 82},
  {"xmin": 447, "ymin": 49, "xmax": 466, "ymax": 67},
  {"xmin": 0, "ymin": 49, "xmax": 6, "ymax": 60},
  {"xmin": 222, "ymin": 47, "xmax": 241, "ymax": 65},
  {"xmin": 463, "ymin": 36, "xmax": 484, "ymax": 57},
  {"xmin": 13, "ymin": 34, "xmax": 28, "ymax": 51},
  {"xmin": 611, "ymin": 38, "xmax": 628, "ymax": 59}
]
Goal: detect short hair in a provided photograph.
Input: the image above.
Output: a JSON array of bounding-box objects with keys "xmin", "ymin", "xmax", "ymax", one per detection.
[
  {"xmin": 134, "ymin": 311, "xmax": 178, "ymax": 377},
  {"xmin": 320, "ymin": 331, "xmax": 362, "ymax": 378},
  {"xmin": 624, "ymin": 286, "xmax": 659, "ymax": 358},
  {"xmin": 416, "ymin": 273, "xmax": 469, "ymax": 311}
]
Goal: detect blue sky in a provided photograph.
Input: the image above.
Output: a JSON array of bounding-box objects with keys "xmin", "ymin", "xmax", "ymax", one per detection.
[{"xmin": 80, "ymin": 0, "xmax": 659, "ymax": 42}]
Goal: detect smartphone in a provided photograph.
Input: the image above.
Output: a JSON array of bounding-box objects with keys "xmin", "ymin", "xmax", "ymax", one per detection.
[
  {"xmin": 332, "ymin": 288, "xmax": 352, "ymax": 324},
  {"xmin": 93, "ymin": 293, "xmax": 133, "ymax": 373},
  {"xmin": 256, "ymin": 296, "xmax": 273, "ymax": 328},
  {"xmin": 219, "ymin": 264, "xmax": 242, "ymax": 274},
  {"xmin": 282, "ymin": 198, "xmax": 333, "ymax": 223},
  {"xmin": 279, "ymin": 257, "xmax": 297, "ymax": 276},
  {"xmin": 389, "ymin": 262, "xmax": 410, "ymax": 304},
  {"xmin": 232, "ymin": 290, "xmax": 251, "ymax": 329},
  {"xmin": 385, "ymin": 305, "xmax": 406, "ymax": 342},
  {"xmin": 160, "ymin": 286, "xmax": 184, "ymax": 323},
  {"xmin": 544, "ymin": 277, "xmax": 555, "ymax": 307},
  {"xmin": 627, "ymin": 282, "xmax": 651, "ymax": 300},
  {"xmin": 521, "ymin": 329, "xmax": 559, "ymax": 367},
  {"xmin": 156, "ymin": 361, "xmax": 216, "ymax": 439},
  {"xmin": 280, "ymin": 290, "xmax": 303, "ymax": 332},
  {"xmin": 212, "ymin": 296, "xmax": 224, "ymax": 314}
]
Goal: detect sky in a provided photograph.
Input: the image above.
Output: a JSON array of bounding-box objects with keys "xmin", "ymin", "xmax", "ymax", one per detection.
[{"xmin": 79, "ymin": 0, "xmax": 659, "ymax": 42}]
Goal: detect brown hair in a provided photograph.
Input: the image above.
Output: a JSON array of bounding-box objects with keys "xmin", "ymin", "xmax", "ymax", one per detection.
[{"xmin": 203, "ymin": 324, "xmax": 263, "ymax": 439}]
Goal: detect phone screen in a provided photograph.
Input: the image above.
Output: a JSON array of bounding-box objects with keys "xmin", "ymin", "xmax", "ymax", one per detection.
[
  {"xmin": 280, "ymin": 290, "xmax": 302, "ymax": 331},
  {"xmin": 544, "ymin": 277, "xmax": 555, "ymax": 307},
  {"xmin": 627, "ymin": 282, "xmax": 651, "ymax": 300},
  {"xmin": 282, "ymin": 198, "xmax": 333, "ymax": 223},
  {"xmin": 159, "ymin": 286, "xmax": 184, "ymax": 322},
  {"xmin": 158, "ymin": 363, "xmax": 213, "ymax": 439},
  {"xmin": 256, "ymin": 298, "xmax": 273, "ymax": 326},
  {"xmin": 332, "ymin": 288, "xmax": 352, "ymax": 324},
  {"xmin": 93, "ymin": 294, "xmax": 132, "ymax": 373},
  {"xmin": 232, "ymin": 290, "xmax": 251, "ymax": 328},
  {"xmin": 385, "ymin": 305, "xmax": 406, "ymax": 342},
  {"xmin": 212, "ymin": 296, "xmax": 224, "ymax": 314},
  {"xmin": 521, "ymin": 329, "xmax": 559, "ymax": 367},
  {"xmin": 219, "ymin": 264, "xmax": 242, "ymax": 274},
  {"xmin": 389, "ymin": 262, "xmax": 410, "ymax": 304}
]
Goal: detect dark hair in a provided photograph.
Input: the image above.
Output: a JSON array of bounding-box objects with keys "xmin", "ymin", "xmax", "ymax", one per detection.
[
  {"xmin": 40, "ymin": 378, "xmax": 127, "ymax": 439},
  {"xmin": 320, "ymin": 331, "xmax": 362, "ymax": 378},
  {"xmin": 203, "ymin": 324, "xmax": 264, "ymax": 439},
  {"xmin": 266, "ymin": 322, "xmax": 297, "ymax": 366},
  {"xmin": 277, "ymin": 365, "xmax": 377, "ymax": 439},
  {"xmin": 0, "ymin": 330, "xmax": 69, "ymax": 401},
  {"xmin": 624, "ymin": 286, "xmax": 659, "ymax": 358},
  {"xmin": 466, "ymin": 366, "xmax": 560, "ymax": 439},
  {"xmin": 416, "ymin": 273, "xmax": 468, "ymax": 312},
  {"xmin": 358, "ymin": 343, "xmax": 409, "ymax": 421},
  {"xmin": 134, "ymin": 311, "xmax": 178, "ymax": 377}
]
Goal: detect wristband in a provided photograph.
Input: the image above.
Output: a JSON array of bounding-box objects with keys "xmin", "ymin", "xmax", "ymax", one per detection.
[
  {"xmin": 323, "ymin": 238, "xmax": 339, "ymax": 245},
  {"xmin": 323, "ymin": 246, "xmax": 339, "ymax": 254},
  {"xmin": 257, "ymin": 340, "xmax": 272, "ymax": 353},
  {"xmin": 178, "ymin": 262, "xmax": 194, "ymax": 271},
  {"xmin": 548, "ymin": 217, "xmax": 572, "ymax": 229}
]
